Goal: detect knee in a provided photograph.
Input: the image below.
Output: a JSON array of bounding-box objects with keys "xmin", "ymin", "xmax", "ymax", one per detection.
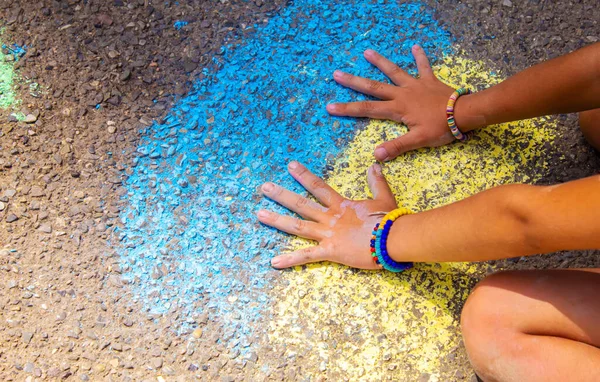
[
  {"xmin": 579, "ymin": 109, "xmax": 600, "ymax": 151},
  {"xmin": 461, "ymin": 271, "xmax": 523, "ymax": 381}
]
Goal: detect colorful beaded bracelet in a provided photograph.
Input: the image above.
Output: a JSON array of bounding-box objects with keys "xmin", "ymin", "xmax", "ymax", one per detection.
[
  {"xmin": 370, "ymin": 208, "xmax": 414, "ymax": 273},
  {"xmin": 446, "ymin": 87, "xmax": 473, "ymax": 142}
]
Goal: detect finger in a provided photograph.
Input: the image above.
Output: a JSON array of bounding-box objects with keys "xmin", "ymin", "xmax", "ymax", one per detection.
[
  {"xmin": 374, "ymin": 131, "xmax": 425, "ymax": 161},
  {"xmin": 271, "ymin": 246, "xmax": 328, "ymax": 269},
  {"xmin": 411, "ymin": 45, "xmax": 434, "ymax": 80},
  {"xmin": 367, "ymin": 164, "xmax": 397, "ymax": 207},
  {"xmin": 257, "ymin": 210, "xmax": 324, "ymax": 241},
  {"xmin": 326, "ymin": 100, "xmax": 400, "ymax": 121},
  {"xmin": 332, "ymin": 70, "xmax": 396, "ymax": 100},
  {"xmin": 261, "ymin": 182, "xmax": 327, "ymax": 221},
  {"xmin": 287, "ymin": 161, "xmax": 343, "ymax": 207},
  {"xmin": 363, "ymin": 49, "xmax": 413, "ymax": 86}
]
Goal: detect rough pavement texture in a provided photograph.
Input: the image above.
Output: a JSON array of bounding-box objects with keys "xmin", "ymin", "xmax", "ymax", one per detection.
[{"xmin": 0, "ymin": 0, "xmax": 599, "ymax": 381}]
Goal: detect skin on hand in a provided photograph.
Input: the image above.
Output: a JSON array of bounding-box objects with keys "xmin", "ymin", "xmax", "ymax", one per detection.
[
  {"xmin": 257, "ymin": 161, "xmax": 398, "ymax": 269},
  {"xmin": 327, "ymin": 45, "xmax": 457, "ymax": 162}
]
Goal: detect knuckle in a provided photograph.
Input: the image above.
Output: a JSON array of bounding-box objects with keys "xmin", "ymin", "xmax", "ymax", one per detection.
[
  {"xmin": 360, "ymin": 101, "xmax": 375, "ymax": 113},
  {"xmin": 301, "ymin": 247, "xmax": 317, "ymax": 261},
  {"xmin": 295, "ymin": 197, "xmax": 308, "ymax": 208},
  {"xmin": 335, "ymin": 103, "xmax": 346, "ymax": 113},
  {"xmin": 391, "ymin": 109, "xmax": 405, "ymax": 123},
  {"xmin": 293, "ymin": 219, "xmax": 306, "ymax": 233},
  {"xmin": 368, "ymin": 79, "xmax": 382, "ymax": 91},
  {"xmin": 310, "ymin": 178, "xmax": 325, "ymax": 189},
  {"xmin": 391, "ymin": 139, "xmax": 405, "ymax": 154}
]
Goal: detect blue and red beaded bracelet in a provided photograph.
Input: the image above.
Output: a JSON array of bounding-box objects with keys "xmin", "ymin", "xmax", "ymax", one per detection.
[{"xmin": 370, "ymin": 208, "xmax": 414, "ymax": 273}]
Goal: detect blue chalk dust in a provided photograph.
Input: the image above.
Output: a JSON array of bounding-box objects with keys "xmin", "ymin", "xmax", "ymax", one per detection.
[
  {"xmin": 2, "ymin": 44, "xmax": 27, "ymax": 61},
  {"xmin": 117, "ymin": 0, "xmax": 453, "ymax": 345},
  {"xmin": 174, "ymin": 20, "xmax": 189, "ymax": 30}
]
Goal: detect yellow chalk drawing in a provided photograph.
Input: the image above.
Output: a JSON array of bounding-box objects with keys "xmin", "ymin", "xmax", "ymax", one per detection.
[{"xmin": 268, "ymin": 55, "xmax": 556, "ymax": 380}]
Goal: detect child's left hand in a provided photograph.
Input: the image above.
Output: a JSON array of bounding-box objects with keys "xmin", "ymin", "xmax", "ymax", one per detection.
[{"xmin": 257, "ymin": 161, "xmax": 398, "ymax": 269}]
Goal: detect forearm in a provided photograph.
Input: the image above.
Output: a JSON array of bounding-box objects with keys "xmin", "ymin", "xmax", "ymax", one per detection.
[
  {"xmin": 389, "ymin": 175, "xmax": 600, "ymax": 262},
  {"xmin": 456, "ymin": 42, "xmax": 600, "ymax": 131}
]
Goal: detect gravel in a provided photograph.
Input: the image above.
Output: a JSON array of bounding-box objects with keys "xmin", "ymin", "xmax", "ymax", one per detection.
[{"xmin": 0, "ymin": 0, "xmax": 598, "ymax": 380}]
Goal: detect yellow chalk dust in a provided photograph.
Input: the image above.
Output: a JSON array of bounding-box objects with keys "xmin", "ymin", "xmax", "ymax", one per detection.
[{"xmin": 267, "ymin": 55, "xmax": 556, "ymax": 380}]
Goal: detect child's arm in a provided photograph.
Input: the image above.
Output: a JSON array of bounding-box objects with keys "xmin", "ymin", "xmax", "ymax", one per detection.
[
  {"xmin": 327, "ymin": 43, "xmax": 600, "ymax": 161},
  {"xmin": 455, "ymin": 42, "xmax": 600, "ymax": 132},
  {"xmin": 388, "ymin": 175, "xmax": 600, "ymax": 263}
]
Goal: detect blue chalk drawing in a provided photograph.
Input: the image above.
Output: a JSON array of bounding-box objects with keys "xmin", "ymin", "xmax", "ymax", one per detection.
[
  {"xmin": 2, "ymin": 44, "xmax": 27, "ymax": 61},
  {"xmin": 174, "ymin": 20, "xmax": 189, "ymax": 30},
  {"xmin": 116, "ymin": 0, "xmax": 453, "ymax": 345}
]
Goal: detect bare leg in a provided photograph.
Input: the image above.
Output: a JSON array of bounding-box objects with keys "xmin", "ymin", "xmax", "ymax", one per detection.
[
  {"xmin": 579, "ymin": 109, "xmax": 600, "ymax": 151},
  {"xmin": 461, "ymin": 269, "xmax": 600, "ymax": 382}
]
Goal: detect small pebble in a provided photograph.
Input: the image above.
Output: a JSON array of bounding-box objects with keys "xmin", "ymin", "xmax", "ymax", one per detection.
[
  {"xmin": 38, "ymin": 224, "xmax": 52, "ymax": 233},
  {"xmin": 24, "ymin": 114, "xmax": 38, "ymax": 123},
  {"xmin": 93, "ymin": 363, "xmax": 105, "ymax": 373},
  {"xmin": 30, "ymin": 186, "xmax": 44, "ymax": 197},
  {"xmin": 192, "ymin": 328, "xmax": 202, "ymax": 338},
  {"xmin": 151, "ymin": 358, "xmax": 163, "ymax": 369},
  {"xmin": 228, "ymin": 348, "xmax": 240, "ymax": 359},
  {"xmin": 245, "ymin": 351, "xmax": 258, "ymax": 363},
  {"xmin": 22, "ymin": 332, "xmax": 34, "ymax": 344},
  {"xmin": 24, "ymin": 362, "xmax": 35, "ymax": 373}
]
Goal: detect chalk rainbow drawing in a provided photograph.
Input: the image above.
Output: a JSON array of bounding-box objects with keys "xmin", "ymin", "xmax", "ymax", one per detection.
[{"xmin": 116, "ymin": 0, "xmax": 555, "ymax": 379}]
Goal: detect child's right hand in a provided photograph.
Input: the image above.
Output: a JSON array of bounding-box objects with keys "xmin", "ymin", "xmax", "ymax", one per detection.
[{"xmin": 327, "ymin": 45, "xmax": 461, "ymax": 162}]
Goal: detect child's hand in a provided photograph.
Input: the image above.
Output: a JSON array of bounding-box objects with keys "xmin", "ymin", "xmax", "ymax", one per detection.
[
  {"xmin": 327, "ymin": 45, "xmax": 456, "ymax": 162},
  {"xmin": 257, "ymin": 161, "xmax": 397, "ymax": 269}
]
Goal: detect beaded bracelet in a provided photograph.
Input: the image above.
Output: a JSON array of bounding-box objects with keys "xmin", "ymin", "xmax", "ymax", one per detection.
[
  {"xmin": 370, "ymin": 208, "xmax": 414, "ymax": 273},
  {"xmin": 446, "ymin": 87, "xmax": 473, "ymax": 142}
]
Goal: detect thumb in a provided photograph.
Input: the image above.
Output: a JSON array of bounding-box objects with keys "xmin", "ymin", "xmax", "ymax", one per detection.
[
  {"xmin": 367, "ymin": 164, "xmax": 396, "ymax": 206},
  {"xmin": 374, "ymin": 131, "xmax": 425, "ymax": 161}
]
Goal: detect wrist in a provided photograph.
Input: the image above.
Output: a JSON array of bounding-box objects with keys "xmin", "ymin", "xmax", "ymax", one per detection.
[
  {"xmin": 453, "ymin": 93, "xmax": 488, "ymax": 132},
  {"xmin": 386, "ymin": 213, "xmax": 418, "ymax": 262},
  {"xmin": 372, "ymin": 208, "xmax": 414, "ymax": 272}
]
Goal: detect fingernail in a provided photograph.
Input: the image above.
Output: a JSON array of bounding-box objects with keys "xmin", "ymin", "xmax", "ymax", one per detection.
[
  {"xmin": 374, "ymin": 147, "xmax": 389, "ymax": 161},
  {"xmin": 333, "ymin": 70, "xmax": 343, "ymax": 79},
  {"xmin": 364, "ymin": 49, "xmax": 375, "ymax": 57},
  {"xmin": 257, "ymin": 210, "xmax": 269, "ymax": 219},
  {"xmin": 288, "ymin": 161, "xmax": 298, "ymax": 170},
  {"xmin": 271, "ymin": 257, "xmax": 281, "ymax": 267},
  {"xmin": 326, "ymin": 104, "xmax": 338, "ymax": 112},
  {"xmin": 262, "ymin": 183, "xmax": 274, "ymax": 193},
  {"xmin": 372, "ymin": 163, "xmax": 382, "ymax": 176}
]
